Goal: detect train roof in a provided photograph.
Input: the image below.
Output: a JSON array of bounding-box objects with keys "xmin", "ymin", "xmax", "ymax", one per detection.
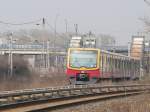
[
  {"xmin": 101, "ymin": 50, "xmax": 140, "ymax": 61},
  {"xmin": 68, "ymin": 47, "xmax": 99, "ymax": 51}
]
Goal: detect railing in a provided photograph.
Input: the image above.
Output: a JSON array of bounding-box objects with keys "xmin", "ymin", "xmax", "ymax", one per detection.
[{"xmin": 0, "ymin": 43, "xmax": 66, "ymax": 52}]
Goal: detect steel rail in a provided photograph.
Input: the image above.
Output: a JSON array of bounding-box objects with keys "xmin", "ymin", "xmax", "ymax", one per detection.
[
  {"xmin": 0, "ymin": 84, "xmax": 149, "ymax": 98},
  {"xmin": 0, "ymin": 84, "xmax": 149, "ymax": 111},
  {"xmin": 26, "ymin": 91, "xmax": 145, "ymax": 112},
  {"xmin": 0, "ymin": 90, "xmax": 146, "ymax": 112}
]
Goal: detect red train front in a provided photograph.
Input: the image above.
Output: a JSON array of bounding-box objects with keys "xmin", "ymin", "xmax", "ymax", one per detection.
[{"xmin": 66, "ymin": 48, "xmax": 100, "ymax": 84}]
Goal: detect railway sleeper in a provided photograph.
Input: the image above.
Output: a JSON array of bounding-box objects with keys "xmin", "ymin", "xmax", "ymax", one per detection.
[
  {"xmin": 44, "ymin": 93, "xmax": 52, "ymax": 98},
  {"xmin": 7, "ymin": 97, "xmax": 15, "ymax": 103},
  {"xmin": 13, "ymin": 96, "xmax": 24, "ymax": 102},
  {"xmin": 0, "ymin": 98, "xmax": 8, "ymax": 104},
  {"xmin": 57, "ymin": 91, "xmax": 70, "ymax": 97},
  {"xmin": 100, "ymin": 88, "xmax": 110, "ymax": 93},
  {"xmin": 106, "ymin": 87, "xmax": 116, "ymax": 92},
  {"xmin": 99, "ymin": 88, "xmax": 108, "ymax": 93},
  {"xmin": 69, "ymin": 90, "xmax": 82, "ymax": 95},
  {"xmin": 51, "ymin": 92, "xmax": 60, "ymax": 98},
  {"xmin": 116, "ymin": 87, "xmax": 126, "ymax": 91},
  {"xmin": 79, "ymin": 89, "xmax": 92, "ymax": 94},
  {"xmin": 19, "ymin": 95, "xmax": 30, "ymax": 101},
  {"xmin": 91, "ymin": 89, "xmax": 101, "ymax": 94},
  {"xmin": 29, "ymin": 94, "xmax": 44, "ymax": 100}
]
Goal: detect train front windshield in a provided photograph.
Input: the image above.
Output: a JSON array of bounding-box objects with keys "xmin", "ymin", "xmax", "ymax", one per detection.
[{"xmin": 69, "ymin": 50, "xmax": 98, "ymax": 68}]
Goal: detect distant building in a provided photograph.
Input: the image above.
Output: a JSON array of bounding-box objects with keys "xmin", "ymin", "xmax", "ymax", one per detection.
[
  {"xmin": 0, "ymin": 38, "xmax": 8, "ymax": 44},
  {"xmin": 98, "ymin": 34, "xmax": 116, "ymax": 47}
]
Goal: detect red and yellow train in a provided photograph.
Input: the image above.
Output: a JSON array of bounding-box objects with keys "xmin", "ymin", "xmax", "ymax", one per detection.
[{"xmin": 66, "ymin": 48, "xmax": 140, "ymax": 84}]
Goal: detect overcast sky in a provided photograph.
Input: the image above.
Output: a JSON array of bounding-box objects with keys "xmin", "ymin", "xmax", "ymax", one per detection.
[{"xmin": 0, "ymin": 0, "xmax": 149, "ymax": 45}]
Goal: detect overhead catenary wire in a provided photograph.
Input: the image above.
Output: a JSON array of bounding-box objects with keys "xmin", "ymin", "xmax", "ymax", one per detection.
[
  {"xmin": 0, "ymin": 18, "xmax": 69, "ymax": 48},
  {"xmin": 144, "ymin": 0, "xmax": 150, "ymax": 6},
  {"xmin": 0, "ymin": 19, "xmax": 42, "ymax": 26},
  {"xmin": 45, "ymin": 21, "xmax": 69, "ymax": 48},
  {"xmin": 0, "ymin": 18, "xmax": 67, "ymax": 40}
]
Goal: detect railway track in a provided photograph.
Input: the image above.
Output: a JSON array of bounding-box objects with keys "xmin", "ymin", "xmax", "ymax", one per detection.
[{"xmin": 0, "ymin": 84, "xmax": 149, "ymax": 112}]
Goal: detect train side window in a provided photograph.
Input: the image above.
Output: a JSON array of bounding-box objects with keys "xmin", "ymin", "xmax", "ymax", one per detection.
[
  {"xmin": 116, "ymin": 58, "xmax": 118, "ymax": 70},
  {"xmin": 107, "ymin": 56, "xmax": 110, "ymax": 72},
  {"xmin": 103, "ymin": 53, "xmax": 106, "ymax": 72},
  {"xmin": 109, "ymin": 55, "xmax": 112, "ymax": 73},
  {"xmin": 100, "ymin": 53, "xmax": 103, "ymax": 73},
  {"xmin": 118, "ymin": 59, "xmax": 121, "ymax": 69},
  {"xmin": 105, "ymin": 54, "xmax": 108, "ymax": 72},
  {"xmin": 116, "ymin": 58, "xmax": 119, "ymax": 70},
  {"xmin": 110, "ymin": 56, "xmax": 113, "ymax": 72},
  {"xmin": 105, "ymin": 55, "xmax": 108, "ymax": 72},
  {"xmin": 125, "ymin": 60, "xmax": 127, "ymax": 74},
  {"xmin": 106, "ymin": 56, "xmax": 108, "ymax": 72},
  {"xmin": 114, "ymin": 57, "xmax": 117, "ymax": 70}
]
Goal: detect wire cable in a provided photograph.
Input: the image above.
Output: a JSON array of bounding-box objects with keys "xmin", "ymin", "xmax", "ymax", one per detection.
[
  {"xmin": 45, "ymin": 21, "xmax": 68, "ymax": 48},
  {"xmin": 0, "ymin": 19, "xmax": 42, "ymax": 26}
]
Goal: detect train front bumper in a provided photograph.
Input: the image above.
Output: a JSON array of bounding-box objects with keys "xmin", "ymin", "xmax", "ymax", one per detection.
[{"xmin": 69, "ymin": 75, "xmax": 98, "ymax": 85}]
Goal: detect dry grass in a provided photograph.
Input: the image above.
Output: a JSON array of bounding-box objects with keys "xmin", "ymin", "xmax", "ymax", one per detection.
[
  {"xmin": 50, "ymin": 93, "xmax": 150, "ymax": 112},
  {"xmin": 137, "ymin": 74, "xmax": 150, "ymax": 84},
  {"xmin": 0, "ymin": 55, "xmax": 68, "ymax": 91},
  {"xmin": 0, "ymin": 73, "xmax": 68, "ymax": 91}
]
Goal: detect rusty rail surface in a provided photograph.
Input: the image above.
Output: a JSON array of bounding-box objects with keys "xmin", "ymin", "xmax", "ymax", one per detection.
[{"xmin": 0, "ymin": 84, "xmax": 149, "ymax": 112}]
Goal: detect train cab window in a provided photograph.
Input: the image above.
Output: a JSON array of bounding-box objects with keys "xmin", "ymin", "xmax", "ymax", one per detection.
[{"xmin": 69, "ymin": 50, "xmax": 98, "ymax": 68}]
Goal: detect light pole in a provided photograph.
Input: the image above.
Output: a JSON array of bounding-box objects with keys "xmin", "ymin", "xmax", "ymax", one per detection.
[
  {"xmin": 145, "ymin": 41, "xmax": 150, "ymax": 73},
  {"xmin": 128, "ymin": 42, "xmax": 131, "ymax": 56},
  {"xmin": 8, "ymin": 32, "xmax": 13, "ymax": 77},
  {"xmin": 148, "ymin": 41, "xmax": 150, "ymax": 73},
  {"xmin": 144, "ymin": 0, "xmax": 150, "ymax": 6},
  {"xmin": 54, "ymin": 14, "xmax": 60, "ymax": 38},
  {"xmin": 74, "ymin": 24, "xmax": 78, "ymax": 36},
  {"xmin": 35, "ymin": 18, "xmax": 46, "ymax": 69},
  {"xmin": 64, "ymin": 19, "xmax": 68, "ymax": 33}
]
